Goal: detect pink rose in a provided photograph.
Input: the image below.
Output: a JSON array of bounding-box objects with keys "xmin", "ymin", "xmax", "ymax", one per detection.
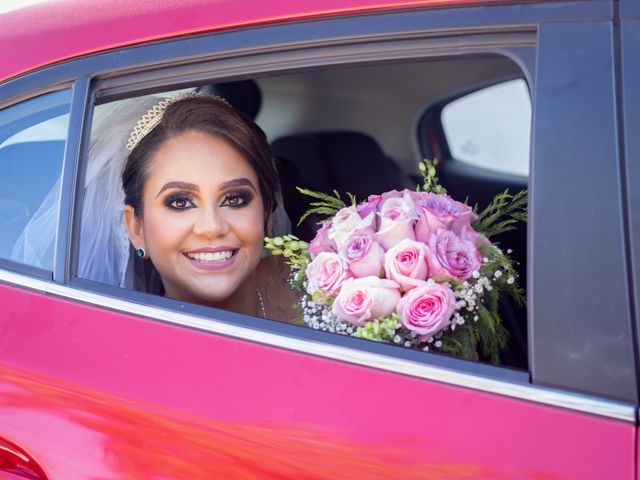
[
  {"xmin": 427, "ymin": 229, "xmax": 482, "ymax": 280},
  {"xmin": 340, "ymin": 230, "xmax": 385, "ymax": 278},
  {"xmin": 309, "ymin": 221, "xmax": 336, "ymax": 258},
  {"xmin": 384, "ymin": 238, "xmax": 429, "ymax": 292},
  {"xmin": 306, "ymin": 252, "xmax": 351, "ymax": 297},
  {"xmin": 412, "ymin": 192, "xmax": 477, "ymax": 242},
  {"xmin": 396, "ymin": 283, "xmax": 455, "ymax": 339},
  {"xmin": 375, "ymin": 191, "xmax": 416, "ymax": 250},
  {"xmin": 332, "ymin": 277, "xmax": 401, "ymax": 326},
  {"xmin": 329, "ymin": 206, "xmax": 375, "ymax": 249}
]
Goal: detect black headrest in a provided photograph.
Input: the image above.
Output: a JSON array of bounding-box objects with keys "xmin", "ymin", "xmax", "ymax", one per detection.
[
  {"xmin": 311, "ymin": 131, "xmax": 412, "ymax": 200},
  {"xmin": 272, "ymin": 131, "xmax": 413, "ymax": 240},
  {"xmin": 199, "ymin": 80, "xmax": 262, "ymax": 120}
]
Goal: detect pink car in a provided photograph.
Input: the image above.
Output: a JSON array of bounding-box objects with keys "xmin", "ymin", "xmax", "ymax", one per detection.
[{"xmin": 1, "ymin": 0, "xmax": 639, "ymax": 478}]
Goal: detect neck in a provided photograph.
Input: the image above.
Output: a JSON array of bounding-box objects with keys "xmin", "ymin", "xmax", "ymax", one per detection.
[{"xmin": 213, "ymin": 278, "xmax": 261, "ymax": 317}]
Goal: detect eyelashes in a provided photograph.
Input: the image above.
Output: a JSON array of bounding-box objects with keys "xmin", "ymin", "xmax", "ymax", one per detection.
[
  {"xmin": 222, "ymin": 190, "xmax": 253, "ymax": 208},
  {"xmin": 163, "ymin": 189, "xmax": 254, "ymax": 211},
  {"xmin": 164, "ymin": 192, "xmax": 195, "ymax": 210}
]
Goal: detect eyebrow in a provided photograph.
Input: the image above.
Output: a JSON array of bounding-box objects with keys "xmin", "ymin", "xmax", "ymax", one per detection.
[
  {"xmin": 155, "ymin": 178, "xmax": 256, "ymax": 198},
  {"xmin": 156, "ymin": 181, "xmax": 199, "ymax": 198},
  {"xmin": 220, "ymin": 178, "xmax": 257, "ymax": 193}
]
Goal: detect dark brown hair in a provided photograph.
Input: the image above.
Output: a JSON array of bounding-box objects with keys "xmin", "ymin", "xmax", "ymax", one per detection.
[{"xmin": 122, "ymin": 95, "xmax": 279, "ymax": 225}]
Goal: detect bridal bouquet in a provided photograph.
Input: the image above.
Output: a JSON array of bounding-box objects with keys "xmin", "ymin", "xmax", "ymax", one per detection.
[{"xmin": 265, "ymin": 160, "xmax": 526, "ymax": 363}]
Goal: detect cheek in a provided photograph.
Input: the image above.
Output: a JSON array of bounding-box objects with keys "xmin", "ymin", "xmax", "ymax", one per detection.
[
  {"xmin": 232, "ymin": 208, "xmax": 266, "ymax": 247},
  {"xmin": 141, "ymin": 209, "xmax": 191, "ymax": 253}
]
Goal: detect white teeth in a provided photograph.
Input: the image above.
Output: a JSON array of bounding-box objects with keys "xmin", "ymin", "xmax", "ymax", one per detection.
[{"xmin": 186, "ymin": 250, "xmax": 234, "ymax": 262}]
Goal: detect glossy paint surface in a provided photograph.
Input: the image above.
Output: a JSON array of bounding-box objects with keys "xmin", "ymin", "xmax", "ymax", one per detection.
[
  {"xmin": 0, "ymin": 0, "xmax": 509, "ymax": 83},
  {"xmin": 0, "ymin": 283, "xmax": 634, "ymax": 479}
]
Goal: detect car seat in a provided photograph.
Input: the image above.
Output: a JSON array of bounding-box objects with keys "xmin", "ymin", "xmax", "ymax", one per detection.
[{"xmin": 272, "ymin": 131, "xmax": 414, "ymax": 240}]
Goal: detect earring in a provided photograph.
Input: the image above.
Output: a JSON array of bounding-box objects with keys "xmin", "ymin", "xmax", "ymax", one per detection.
[{"xmin": 135, "ymin": 247, "xmax": 146, "ymax": 258}]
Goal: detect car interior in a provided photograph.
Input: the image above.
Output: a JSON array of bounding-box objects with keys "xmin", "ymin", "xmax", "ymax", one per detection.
[{"xmin": 84, "ymin": 53, "xmax": 529, "ymax": 369}]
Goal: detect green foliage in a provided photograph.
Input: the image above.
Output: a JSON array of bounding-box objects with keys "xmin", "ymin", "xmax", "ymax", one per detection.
[
  {"xmin": 417, "ymin": 159, "xmax": 447, "ymax": 195},
  {"xmin": 354, "ymin": 315, "xmax": 399, "ymax": 342},
  {"xmin": 439, "ymin": 241, "xmax": 525, "ymax": 364},
  {"xmin": 479, "ymin": 243, "xmax": 526, "ymax": 308},
  {"xmin": 264, "ymin": 234, "xmax": 310, "ymax": 292},
  {"xmin": 440, "ymin": 305, "xmax": 509, "ymax": 365},
  {"xmin": 440, "ymin": 323, "xmax": 479, "ymax": 361},
  {"xmin": 310, "ymin": 290, "xmax": 335, "ymax": 306},
  {"xmin": 295, "ymin": 187, "xmax": 354, "ymax": 226},
  {"xmin": 473, "ymin": 189, "xmax": 528, "ymax": 239}
]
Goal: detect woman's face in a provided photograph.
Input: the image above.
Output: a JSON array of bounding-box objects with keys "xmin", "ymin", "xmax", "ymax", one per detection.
[{"xmin": 125, "ymin": 129, "xmax": 265, "ymax": 308}]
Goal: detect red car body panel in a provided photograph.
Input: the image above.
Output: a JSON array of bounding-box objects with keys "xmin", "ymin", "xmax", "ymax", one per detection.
[
  {"xmin": 0, "ymin": 0, "xmax": 508, "ymax": 83},
  {"xmin": 0, "ymin": 283, "xmax": 635, "ymax": 479},
  {"xmin": 0, "ymin": 0, "xmax": 638, "ymax": 478}
]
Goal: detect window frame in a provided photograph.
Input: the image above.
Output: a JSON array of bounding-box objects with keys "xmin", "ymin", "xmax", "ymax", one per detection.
[
  {"xmin": 77, "ymin": 42, "xmax": 534, "ymax": 384},
  {"xmin": 79, "ymin": 24, "xmax": 538, "ymax": 384},
  {"xmin": 0, "ymin": 0, "xmax": 636, "ymax": 416}
]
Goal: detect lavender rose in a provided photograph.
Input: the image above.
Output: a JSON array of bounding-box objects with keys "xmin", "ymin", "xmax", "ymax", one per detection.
[
  {"xmin": 427, "ymin": 229, "xmax": 482, "ymax": 280},
  {"xmin": 356, "ymin": 194, "xmax": 382, "ymax": 219},
  {"xmin": 332, "ymin": 277, "xmax": 401, "ymax": 326},
  {"xmin": 309, "ymin": 221, "xmax": 336, "ymax": 258},
  {"xmin": 340, "ymin": 230, "xmax": 385, "ymax": 278},
  {"xmin": 412, "ymin": 192, "xmax": 477, "ymax": 242},
  {"xmin": 396, "ymin": 282, "xmax": 456, "ymax": 339}
]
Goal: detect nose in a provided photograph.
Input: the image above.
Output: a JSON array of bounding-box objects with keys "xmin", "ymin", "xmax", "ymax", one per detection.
[{"xmin": 192, "ymin": 204, "xmax": 229, "ymax": 238}]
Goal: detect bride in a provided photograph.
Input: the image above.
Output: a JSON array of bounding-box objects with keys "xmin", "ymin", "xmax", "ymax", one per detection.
[{"xmin": 80, "ymin": 92, "xmax": 297, "ymax": 322}]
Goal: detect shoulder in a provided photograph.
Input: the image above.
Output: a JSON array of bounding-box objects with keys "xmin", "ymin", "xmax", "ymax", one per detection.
[{"xmin": 256, "ymin": 255, "xmax": 300, "ymax": 324}]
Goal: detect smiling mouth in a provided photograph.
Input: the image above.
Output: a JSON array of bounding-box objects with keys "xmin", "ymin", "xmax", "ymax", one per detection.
[{"xmin": 184, "ymin": 250, "xmax": 237, "ymax": 262}]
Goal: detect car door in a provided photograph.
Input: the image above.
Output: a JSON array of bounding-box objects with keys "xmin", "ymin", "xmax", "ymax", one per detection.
[{"xmin": 0, "ymin": 1, "xmax": 637, "ymax": 479}]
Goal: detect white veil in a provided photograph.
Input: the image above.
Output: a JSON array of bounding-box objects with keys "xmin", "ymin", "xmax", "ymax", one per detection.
[
  {"xmin": 78, "ymin": 95, "xmax": 291, "ymax": 290},
  {"xmin": 10, "ymin": 177, "xmax": 60, "ymax": 269},
  {"xmin": 78, "ymin": 97, "xmax": 160, "ymax": 288}
]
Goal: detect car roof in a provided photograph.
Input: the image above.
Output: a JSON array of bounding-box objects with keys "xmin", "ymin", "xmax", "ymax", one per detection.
[{"xmin": 0, "ymin": 0, "xmax": 510, "ymax": 83}]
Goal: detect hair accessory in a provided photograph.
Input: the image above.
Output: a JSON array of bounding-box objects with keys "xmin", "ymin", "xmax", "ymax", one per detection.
[
  {"xmin": 135, "ymin": 247, "xmax": 146, "ymax": 258},
  {"xmin": 126, "ymin": 92, "xmax": 229, "ymax": 153}
]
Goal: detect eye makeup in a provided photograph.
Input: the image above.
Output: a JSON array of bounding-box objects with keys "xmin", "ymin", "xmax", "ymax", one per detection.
[
  {"xmin": 163, "ymin": 191, "xmax": 196, "ymax": 210},
  {"xmin": 221, "ymin": 188, "xmax": 254, "ymax": 208}
]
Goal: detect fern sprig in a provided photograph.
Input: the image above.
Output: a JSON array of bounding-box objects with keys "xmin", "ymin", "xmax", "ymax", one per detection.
[
  {"xmin": 473, "ymin": 189, "xmax": 527, "ymax": 239},
  {"xmin": 295, "ymin": 187, "xmax": 357, "ymax": 226}
]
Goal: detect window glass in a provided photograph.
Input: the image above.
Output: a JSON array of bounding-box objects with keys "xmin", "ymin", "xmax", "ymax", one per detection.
[
  {"xmin": 83, "ymin": 56, "xmax": 528, "ymax": 369},
  {"xmin": 0, "ymin": 89, "xmax": 71, "ymax": 270},
  {"xmin": 442, "ymin": 79, "xmax": 531, "ymax": 176}
]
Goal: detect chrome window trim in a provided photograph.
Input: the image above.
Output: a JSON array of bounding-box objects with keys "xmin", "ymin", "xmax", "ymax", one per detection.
[{"xmin": 0, "ymin": 268, "xmax": 635, "ymax": 423}]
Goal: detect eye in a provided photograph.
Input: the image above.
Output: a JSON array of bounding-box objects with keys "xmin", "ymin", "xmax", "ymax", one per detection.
[
  {"xmin": 164, "ymin": 193, "xmax": 196, "ymax": 210},
  {"xmin": 222, "ymin": 190, "xmax": 253, "ymax": 208}
]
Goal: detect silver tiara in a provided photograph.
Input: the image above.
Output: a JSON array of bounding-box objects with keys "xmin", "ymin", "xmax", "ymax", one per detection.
[{"xmin": 126, "ymin": 92, "xmax": 229, "ymax": 152}]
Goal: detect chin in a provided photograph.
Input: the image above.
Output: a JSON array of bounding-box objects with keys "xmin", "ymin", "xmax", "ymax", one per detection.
[{"xmin": 190, "ymin": 282, "xmax": 245, "ymax": 307}]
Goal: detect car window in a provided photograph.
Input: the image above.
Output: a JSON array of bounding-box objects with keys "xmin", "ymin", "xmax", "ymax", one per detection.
[
  {"xmin": 441, "ymin": 79, "xmax": 531, "ymax": 176},
  {"xmin": 0, "ymin": 89, "xmax": 71, "ymax": 270},
  {"xmin": 81, "ymin": 54, "xmax": 529, "ymax": 369}
]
